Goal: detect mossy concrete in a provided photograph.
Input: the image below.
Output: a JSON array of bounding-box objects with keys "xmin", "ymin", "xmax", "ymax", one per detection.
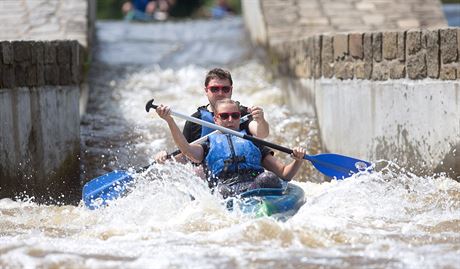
[{"xmin": 0, "ymin": 86, "xmax": 81, "ymax": 204}]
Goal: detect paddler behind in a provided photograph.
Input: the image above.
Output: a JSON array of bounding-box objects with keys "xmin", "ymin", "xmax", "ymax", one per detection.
[
  {"xmin": 155, "ymin": 67, "xmax": 269, "ymax": 164},
  {"xmin": 155, "ymin": 98, "xmax": 306, "ymax": 197}
]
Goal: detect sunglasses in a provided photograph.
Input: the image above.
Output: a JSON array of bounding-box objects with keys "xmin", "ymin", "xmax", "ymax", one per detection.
[
  {"xmin": 206, "ymin": 85, "xmax": 232, "ymax": 93},
  {"xmin": 217, "ymin": 112, "xmax": 241, "ymax": 120}
]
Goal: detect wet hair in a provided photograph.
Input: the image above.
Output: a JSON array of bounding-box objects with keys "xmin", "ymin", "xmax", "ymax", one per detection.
[
  {"xmin": 204, "ymin": 68, "xmax": 233, "ymax": 87},
  {"xmin": 214, "ymin": 98, "xmax": 240, "ymax": 112}
]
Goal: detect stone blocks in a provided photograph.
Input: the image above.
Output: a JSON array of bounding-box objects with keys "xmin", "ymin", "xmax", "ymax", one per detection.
[
  {"xmin": 321, "ymin": 35, "xmax": 334, "ymax": 78},
  {"xmin": 0, "ymin": 40, "xmax": 84, "ymax": 89},
  {"xmin": 277, "ymin": 27, "xmax": 459, "ymax": 80}
]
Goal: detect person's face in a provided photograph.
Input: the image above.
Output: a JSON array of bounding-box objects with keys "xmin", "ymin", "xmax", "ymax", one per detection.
[
  {"xmin": 205, "ymin": 78, "xmax": 232, "ymax": 109},
  {"xmin": 214, "ymin": 103, "xmax": 240, "ymax": 131}
]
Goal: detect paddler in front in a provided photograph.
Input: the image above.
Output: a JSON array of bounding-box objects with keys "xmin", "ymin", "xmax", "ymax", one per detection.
[{"xmin": 155, "ymin": 98, "xmax": 306, "ymax": 198}]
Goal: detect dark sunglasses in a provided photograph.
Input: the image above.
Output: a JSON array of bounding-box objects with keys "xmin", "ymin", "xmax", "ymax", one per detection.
[
  {"xmin": 206, "ymin": 85, "xmax": 232, "ymax": 93},
  {"xmin": 217, "ymin": 112, "xmax": 241, "ymax": 120}
]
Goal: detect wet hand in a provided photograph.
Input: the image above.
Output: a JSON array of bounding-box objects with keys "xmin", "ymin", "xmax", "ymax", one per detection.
[
  {"xmin": 155, "ymin": 104, "xmax": 173, "ymax": 121},
  {"xmin": 291, "ymin": 147, "xmax": 306, "ymax": 160},
  {"xmin": 154, "ymin": 150, "xmax": 169, "ymax": 164},
  {"xmin": 249, "ymin": 106, "xmax": 265, "ymax": 123}
]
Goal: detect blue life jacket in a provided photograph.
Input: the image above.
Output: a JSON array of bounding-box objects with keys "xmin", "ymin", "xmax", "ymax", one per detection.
[
  {"xmin": 132, "ymin": 0, "xmax": 151, "ymax": 11},
  {"xmin": 199, "ymin": 109, "xmax": 215, "ymax": 137},
  {"xmin": 205, "ymin": 131, "xmax": 265, "ymax": 182}
]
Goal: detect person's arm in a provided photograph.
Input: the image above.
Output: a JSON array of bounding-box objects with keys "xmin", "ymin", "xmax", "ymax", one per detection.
[
  {"xmin": 248, "ymin": 106, "xmax": 269, "ymax": 139},
  {"xmin": 156, "ymin": 105, "xmax": 204, "ymax": 163},
  {"xmin": 261, "ymin": 147, "xmax": 306, "ymax": 181}
]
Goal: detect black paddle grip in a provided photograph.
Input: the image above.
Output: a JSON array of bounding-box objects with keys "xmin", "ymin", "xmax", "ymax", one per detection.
[{"xmin": 145, "ymin": 99, "xmax": 158, "ymax": 112}]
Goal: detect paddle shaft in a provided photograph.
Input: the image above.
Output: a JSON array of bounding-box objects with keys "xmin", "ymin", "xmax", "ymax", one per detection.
[{"xmin": 148, "ymin": 103, "xmax": 306, "ymax": 159}]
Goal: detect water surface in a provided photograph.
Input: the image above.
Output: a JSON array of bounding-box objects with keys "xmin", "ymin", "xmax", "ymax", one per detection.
[{"xmin": 1, "ymin": 17, "xmax": 459, "ymax": 269}]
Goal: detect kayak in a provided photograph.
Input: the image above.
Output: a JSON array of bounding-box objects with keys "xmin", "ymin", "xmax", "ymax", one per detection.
[
  {"xmin": 83, "ymin": 171, "xmax": 305, "ymax": 218},
  {"xmin": 227, "ymin": 181, "xmax": 305, "ymax": 218}
]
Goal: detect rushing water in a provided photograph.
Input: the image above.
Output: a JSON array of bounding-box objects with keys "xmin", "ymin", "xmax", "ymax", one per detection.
[{"xmin": 1, "ymin": 18, "xmax": 459, "ymax": 269}]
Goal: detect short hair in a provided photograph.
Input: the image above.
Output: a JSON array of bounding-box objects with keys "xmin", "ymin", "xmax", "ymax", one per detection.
[
  {"xmin": 215, "ymin": 98, "xmax": 240, "ymax": 111},
  {"xmin": 204, "ymin": 68, "xmax": 233, "ymax": 87}
]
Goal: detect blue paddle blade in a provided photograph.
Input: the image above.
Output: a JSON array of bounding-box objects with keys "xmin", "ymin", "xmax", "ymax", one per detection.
[
  {"xmin": 304, "ymin": 153, "xmax": 372, "ymax": 179},
  {"xmin": 82, "ymin": 170, "xmax": 134, "ymax": 209}
]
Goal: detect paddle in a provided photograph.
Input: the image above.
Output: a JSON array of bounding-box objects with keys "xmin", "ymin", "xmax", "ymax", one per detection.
[
  {"xmin": 145, "ymin": 99, "xmax": 372, "ymax": 179},
  {"xmin": 82, "ymin": 113, "xmax": 252, "ymax": 209}
]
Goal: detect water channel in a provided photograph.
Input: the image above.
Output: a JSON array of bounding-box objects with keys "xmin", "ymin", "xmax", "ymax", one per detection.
[{"xmin": 1, "ymin": 17, "xmax": 459, "ymax": 269}]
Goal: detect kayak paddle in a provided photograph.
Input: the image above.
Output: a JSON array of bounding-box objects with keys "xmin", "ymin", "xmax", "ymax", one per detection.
[
  {"xmin": 82, "ymin": 113, "xmax": 252, "ymax": 209},
  {"xmin": 145, "ymin": 99, "xmax": 373, "ymax": 179}
]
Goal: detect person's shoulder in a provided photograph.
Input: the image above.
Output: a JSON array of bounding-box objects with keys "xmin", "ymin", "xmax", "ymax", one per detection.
[
  {"xmin": 191, "ymin": 105, "xmax": 209, "ymax": 117},
  {"xmin": 237, "ymin": 102, "xmax": 248, "ymax": 109},
  {"xmin": 237, "ymin": 103, "xmax": 249, "ymax": 114}
]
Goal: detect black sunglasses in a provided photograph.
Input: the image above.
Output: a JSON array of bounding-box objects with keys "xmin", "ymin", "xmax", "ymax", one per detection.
[
  {"xmin": 217, "ymin": 112, "xmax": 241, "ymax": 120},
  {"xmin": 206, "ymin": 85, "xmax": 232, "ymax": 93}
]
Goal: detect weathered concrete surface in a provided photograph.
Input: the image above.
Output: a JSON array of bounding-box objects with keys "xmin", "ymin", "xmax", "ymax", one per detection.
[
  {"xmin": 0, "ymin": 0, "xmax": 90, "ymax": 204},
  {"xmin": 266, "ymin": 28, "xmax": 460, "ymax": 81},
  {"xmin": 0, "ymin": 0, "xmax": 91, "ymax": 48},
  {"xmin": 0, "ymin": 86, "xmax": 80, "ymax": 203},
  {"xmin": 0, "ymin": 41, "xmax": 84, "ymax": 88},
  {"xmin": 243, "ymin": 0, "xmax": 459, "ymax": 180},
  {"xmin": 0, "ymin": 0, "xmax": 96, "ymax": 116},
  {"xmin": 242, "ymin": 0, "xmax": 267, "ymax": 46},
  {"xmin": 0, "ymin": 40, "xmax": 83, "ymax": 203},
  {"xmin": 313, "ymin": 79, "xmax": 459, "ymax": 176},
  {"xmin": 249, "ymin": 0, "xmax": 447, "ymax": 47},
  {"xmin": 282, "ymin": 77, "xmax": 460, "ymax": 180}
]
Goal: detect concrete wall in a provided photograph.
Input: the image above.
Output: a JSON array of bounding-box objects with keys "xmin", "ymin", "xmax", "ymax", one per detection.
[
  {"xmin": 0, "ymin": 0, "xmax": 90, "ymax": 47},
  {"xmin": 283, "ymin": 29, "xmax": 460, "ymax": 179},
  {"xmin": 0, "ymin": 0, "xmax": 94, "ymax": 203},
  {"xmin": 250, "ymin": 0, "xmax": 447, "ymax": 46},
  {"xmin": 273, "ymin": 29, "xmax": 460, "ymax": 81},
  {"xmin": 242, "ymin": 0, "xmax": 460, "ymax": 180},
  {"xmin": 0, "ymin": 0, "xmax": 96, "ymax": 116},
  {"xmin": 0, "ymin": 41, "xmax": 84, "ymax": 203},
  {"xmin": 312, "ymin": 79, "xmax": 459, "ymax": 177}
]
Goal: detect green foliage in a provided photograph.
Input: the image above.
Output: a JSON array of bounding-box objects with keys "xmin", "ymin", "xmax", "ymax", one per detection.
[
  {"xmin": 97, "ymin": 0, "xmax": 125, "ymax": 20},
  {"xmin": 169, "ymin": 0, "xmax": 203, "ymax": 17},
  {"xmin": 229, "ymin": 0, "xmax": 241, "ymax": 13},
  {"xmin": 442, "ymin": 0, "xmax": 460, "ymax": 3}
]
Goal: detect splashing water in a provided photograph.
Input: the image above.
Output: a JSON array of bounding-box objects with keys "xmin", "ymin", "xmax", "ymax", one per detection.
[
  {"xmin": 2, "ymin": 162, "xmax": 459, "ymax": 268},
  {"xmin": 1, "ymin": 18, "xmax": 459, "ymax": 269}
]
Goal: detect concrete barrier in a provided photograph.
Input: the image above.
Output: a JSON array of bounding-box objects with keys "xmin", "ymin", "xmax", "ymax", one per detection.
[
  {"xmin": 0, "ymin": 41, "xmax": 84, "ymax": 203},
  {"xmin": 242, "ymin": 0, "xmax": 460, "ymax": 180},
  {"xmin": 280, "ymin": 29, "xmax": 460, "ymax": 179}
]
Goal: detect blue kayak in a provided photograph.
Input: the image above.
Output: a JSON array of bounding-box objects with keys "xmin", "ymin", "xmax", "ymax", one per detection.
[
  {"xmin": 228, "ymin": 182, "xmax": 306, "ymax": 218},
  {"xmin": 83, "ymin": 171, "xmax": 305, "ymax": 218}
]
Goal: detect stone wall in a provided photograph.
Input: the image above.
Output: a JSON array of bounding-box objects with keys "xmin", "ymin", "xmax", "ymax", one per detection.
[
  {"xmin": 0, "ymin": 41, "xmax": 83, "ymax": 203},
  {"xmin": 0, "ymin": 0, "xmax": 95, "ymax": 115},
  {"xmin": 0, "ymin": 0, "xmax": 94, "ymax": 203},
  {"xmin": 242, "ymin": 0, "xmax": 460, "ymax": 180},
  {"xmin": 273, "ymin": 28, "xmax": 460, "ymax": 81},
  {"xmin": 0, "ymin": 41, "xmax": 84, "ymax": 88}
]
